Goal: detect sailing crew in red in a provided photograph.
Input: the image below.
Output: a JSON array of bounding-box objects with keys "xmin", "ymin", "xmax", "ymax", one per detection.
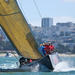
[
  {"xmin": 44, "ymin": 43, "xmax": 50, "ymax": 54},
  {"xmin": 29, "ymin": 59, "xmax": 32, "ymax": 63},
  {"xmin": 49, "ymin": 43, "xmax": 54, "ymax": 53},
  {"xmin": 44, "ymin": 42, "xmax": 54, "ymax": 55}
]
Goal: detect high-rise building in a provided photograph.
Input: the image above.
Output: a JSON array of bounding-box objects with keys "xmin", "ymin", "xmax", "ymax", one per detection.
[{"xmin": 41, "ymin": 18, "xmax": 53, "ymax": 28}]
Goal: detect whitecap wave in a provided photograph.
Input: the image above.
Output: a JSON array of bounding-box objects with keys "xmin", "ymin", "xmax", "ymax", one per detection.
[
  {"xmin": 53, "ymin": 61, "xmax": 75, "ymax": 72},
  {"xmin": 31, "ymin": 64, "xmax": 40, "ymax": 72}
]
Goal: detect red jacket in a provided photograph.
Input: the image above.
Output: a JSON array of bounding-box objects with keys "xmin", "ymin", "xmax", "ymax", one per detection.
[
  {"xmin": 49, "ymin": 45, "xmax": 54, "ymax": 51},
  {"xmin": 44, "ymin": 45, "xmax": 50, "ymax": 54},
  {"xmin": 29, "ymin": 59, "xmax": 32, "ymax": 63}
]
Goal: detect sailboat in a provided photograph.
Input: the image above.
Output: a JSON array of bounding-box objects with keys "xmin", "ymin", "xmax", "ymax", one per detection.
[{"xmin": 0, "ymin": 0, "xmax": 60, "ymax": 72}]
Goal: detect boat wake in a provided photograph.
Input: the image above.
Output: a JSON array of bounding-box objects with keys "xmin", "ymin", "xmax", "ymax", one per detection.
[{"xmin": 53, "ymin": 61, "xmax": 75, "ymax": 72}]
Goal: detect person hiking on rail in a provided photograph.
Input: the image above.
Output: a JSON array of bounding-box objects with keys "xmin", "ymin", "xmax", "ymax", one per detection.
[
  {"xmin": 39, "ymin": 44, "xmax": 46, "ymax": 56},
  {"xmin": 44, "ymin": 42, "xmax": 54, "ymax": 55},
  {"xmin": 49, "ymin": 42, "xmax": 54, "ymax": 54},
  {"xmin": 44, "ymin": 42, "xmax": 50, "ymax": 55}
]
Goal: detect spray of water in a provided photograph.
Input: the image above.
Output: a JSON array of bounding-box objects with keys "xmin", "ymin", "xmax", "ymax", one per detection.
[
  {"xmin": 31, "ymin": 63, "xmax": 40, "ymax": 72},
  {"xmin": 53, "ymin": 61, "xmax": 75, "ymax": 72}
]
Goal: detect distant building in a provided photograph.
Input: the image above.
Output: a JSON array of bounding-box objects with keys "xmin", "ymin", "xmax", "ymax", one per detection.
[
  {"xmin": 41, "ymin": 18, "xmax": 53, "ymax": 28},
  {"xmin": 56, "ymin": 22, "xmax": 73, "ymax": 27}
]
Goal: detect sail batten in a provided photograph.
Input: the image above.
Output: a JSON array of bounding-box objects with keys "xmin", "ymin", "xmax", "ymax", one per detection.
[{"xmin": 0, "ymin": 0, "xmax": 42, "ymax": 59}]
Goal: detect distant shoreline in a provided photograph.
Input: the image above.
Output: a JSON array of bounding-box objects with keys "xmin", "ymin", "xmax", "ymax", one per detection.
[
  {"xmin": 0, "ymin": 53, "xmax": 19, "ymax": 57},
  {"xmin": 0, "ymin": 53, "xmax": 75, "ymax": 57},
  {"xmin": 58, "ymin": 54, "xmax": 75, "ymax": 57}
]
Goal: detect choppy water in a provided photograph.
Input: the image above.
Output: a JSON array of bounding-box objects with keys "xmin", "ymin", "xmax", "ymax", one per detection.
[
  {"xmin": 0, "ymin": 56, "xmax": 20, "ymax": 69},
  {"xmin": 0, "ymin": 55, "xmax": 75, "ymax": 75}
]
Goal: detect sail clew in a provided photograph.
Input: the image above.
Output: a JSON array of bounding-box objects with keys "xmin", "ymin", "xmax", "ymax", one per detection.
[{"xmin": 0, "ymin": 0, "xmax": 42, "ymax": 59}]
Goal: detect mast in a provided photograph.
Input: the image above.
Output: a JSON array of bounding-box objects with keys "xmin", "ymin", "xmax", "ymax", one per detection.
[{"xmin": 0, "ymin": 0, "xmax": 42, "ymax": 59}]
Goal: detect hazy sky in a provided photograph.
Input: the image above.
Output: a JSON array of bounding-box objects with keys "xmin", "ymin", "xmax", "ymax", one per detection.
[{"xmin": 17, "ymin": 0, "xmax": 75, "ymax": 26}]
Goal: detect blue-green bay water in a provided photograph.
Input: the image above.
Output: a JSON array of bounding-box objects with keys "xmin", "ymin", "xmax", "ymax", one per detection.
[{"xmin": 0, "ymin": 56, "xmax": 75, "ymax": 75}]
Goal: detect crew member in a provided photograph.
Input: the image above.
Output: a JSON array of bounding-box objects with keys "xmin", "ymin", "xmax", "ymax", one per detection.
[
  {"xmin": 49, "ymin": 43, "xmax": 54, "ymax": 53},
  {"xmin": 39, "ymin": 44, "xmax": 46, "ymax": 56},
  {"xmin": 19, "ymin": 57, "xmax": 25, "ymax": 67},
  {"xmin": 44, "ymin": 43, "xmax": 50, "ymax": 54},
  {"xmin": 29, "ymin": 59, "xmax": 32, "ymax": 63},
  {"xmin": 44, "ymin": 42, "xmax": 55, "ymax": 55}
]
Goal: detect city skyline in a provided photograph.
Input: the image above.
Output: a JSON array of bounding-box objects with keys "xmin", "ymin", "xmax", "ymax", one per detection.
[{"xmin": 17, "ymin": 0, "xmax": 75, "ymax": 26}]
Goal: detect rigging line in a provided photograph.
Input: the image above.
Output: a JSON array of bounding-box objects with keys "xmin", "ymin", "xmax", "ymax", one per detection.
[
  {"xmin": 17, "ymin": 0, "xmax": 31, "ymax": 27},
  {"xmin": 17, "ymin": 0, "xmax": 36, "ymax": 41},
  {"xmin": 18, "ymin": 0, "xmax": 40, "ymax": 47},
  {"xmin": 18, "ymin": 0, "xmax": 39, "ymax": 46},
  {"xmin": 0, "ymin": 11, "xmax": 20, "ymax": 16},
  {"xmin": 17, "ymin": 0, "xmax": 38, "ymax": 48},
  {"xmin": 17, "ymin": 0, "xmax": 30, "ymax": 24},
  {"xmin": 32, "ymin": 0, "xmax": 42, "ymax": 18},
  {"xmin": 17, "ymin": 0, "xmax": 38, "ymax": 34}
]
